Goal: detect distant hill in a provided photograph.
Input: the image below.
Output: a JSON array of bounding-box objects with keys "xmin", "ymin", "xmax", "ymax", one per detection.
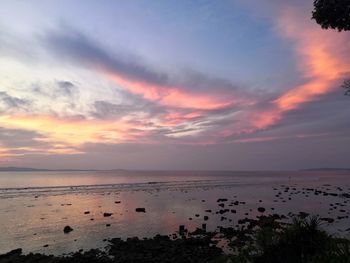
[
  {"xmin": 0, "ymin": 167, "xmax": 99, "ymax": 172},
  {"xmin": 0, "ymin": 167, "xmax": 129, "ymax": 172},
  {"xmin": 301, "ymin": 168, "xmax": 350, "ymax": 171},
  {"xmin": 0, "ymin": 167, "xmax": 49, "ymax": 172}
]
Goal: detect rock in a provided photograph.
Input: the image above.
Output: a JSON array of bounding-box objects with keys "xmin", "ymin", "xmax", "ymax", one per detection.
[
  {"xmin": 4, "ymin": 248, "xmax": 22, "ymax": 256},
  {"xmin": 257, "ymin": 207, "xmax": 266, "ymax": 213},
  {"xmin": 114, "ymin": 201, "xmax": 121, "ymax": 204},
  {"xmin": 341, "ymin": 193, "xmax": 350, "ymax": 198},
  {"xmin": 179, "ymin": 225, "xmax": 185, "ymax": 233},
  {"xmin": 298, "ymin": 211, "xmax": 309, "ymax": 218},
  {"xmin": 135, "ymin": 208, "xmax": 146, "ymax": 213},
  {"xmin": 106, "ymin": 224, "xmax": 111, "ymax": 227},
  {"xmin": 84, "ymin": 211, "xmax": 90, "ymax": 214},
  {"xmin": 43, "ymin": 244, "xmax": 49, "ymax": 247},
  {"xmin": 320, "ymin": 217, "xmax": 335, "ymax": 223},
  {"xmin": 204, "ymin": 216, "xmax": 209, "ymax": 221},
  {"xmin": 63, "ymin": 225, "xmax": 73, "ymax": 234},
  {"xmin": 103, "ymin": 213, "xmax": 113, "ymax": 217}
]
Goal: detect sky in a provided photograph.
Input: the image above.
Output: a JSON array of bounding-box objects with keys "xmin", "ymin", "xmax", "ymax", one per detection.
[{"xmin": 0, "ymin": 0, "xmax": 349, "ymax": 170}]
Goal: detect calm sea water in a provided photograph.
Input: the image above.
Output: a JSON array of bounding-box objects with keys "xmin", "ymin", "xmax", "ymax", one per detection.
[{"xmin": 0, "ymin": 170, "xmax": 349, "ymax": 255}]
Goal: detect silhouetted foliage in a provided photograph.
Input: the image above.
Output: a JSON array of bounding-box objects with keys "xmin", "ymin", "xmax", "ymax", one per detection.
[
  {"xmin": 312, "ymin": 0, "xmax": 350, "ymax": 31},
  {"xmin": 342, "ymin": 79, "xmax": 350, "ymax": 95},
  {"xmin": 228, "ymin": 216, "xmax": 350, "ymax": 263}
]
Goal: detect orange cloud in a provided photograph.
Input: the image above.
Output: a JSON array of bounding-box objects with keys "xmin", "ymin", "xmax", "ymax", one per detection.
[{"xmin": 0, "ymin": 114, "xmax": 152, "ymax": 156}]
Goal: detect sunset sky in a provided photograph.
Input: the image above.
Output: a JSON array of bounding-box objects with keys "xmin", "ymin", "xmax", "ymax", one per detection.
[{"xmin": 0, "ymin": 0, "xmax": 349, "ymax": 170}]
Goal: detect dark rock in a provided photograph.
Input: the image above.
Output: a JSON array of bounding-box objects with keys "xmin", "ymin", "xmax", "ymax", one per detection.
[
  {"xmin": 135, "ymin": 208, "xmax": 146, "ymax": 213},
  {"xmin": 3, "ymin": 248, "xmax": 22, "ymax": 256},
  {"xmin": 219, "ymin": 209, "xmax": 229, "ymax": 214},
  {"xmin": 320, "ymin": 217, "xmax": 335, "ymax": 223},
  {"xmin": 103, "ymin": 213, "xmax": 113, "ymax": 217},
  {"xmin": 298, "ymin": 212, "xmax": 310, "ymax": 219},
  {"xmin": 84, "ymin": 211, "xmax": 90, "ymax": 214},
  {"xmin": 179, "ymin": 225, "xmax": 185, "ymax": 233},
  {"xmin": 63, "ymin": 225, "xmax": 73, "ymax": 234},
  {"xmin": 258, "ymin": 207, "xmax": 266, "ymax": 213}
]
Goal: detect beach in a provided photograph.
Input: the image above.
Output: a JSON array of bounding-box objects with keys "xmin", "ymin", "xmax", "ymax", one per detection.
[{"xmin": 1, "ymin": 170, "xmax": 350, "ymax": 257}]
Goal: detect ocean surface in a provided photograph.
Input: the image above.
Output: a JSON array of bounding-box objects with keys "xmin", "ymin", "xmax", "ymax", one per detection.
[{"xmin": 0, "ymin": 170, "xmax": 349, "ymax": 255}]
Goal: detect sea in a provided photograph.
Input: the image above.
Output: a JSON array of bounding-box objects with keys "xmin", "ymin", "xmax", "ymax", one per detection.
[{"xmin": 0, "ymin": 170, "xmax": 349, "ymax": 255}]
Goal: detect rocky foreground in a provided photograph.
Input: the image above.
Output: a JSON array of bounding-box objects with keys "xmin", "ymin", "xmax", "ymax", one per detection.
[
  {"xmin": 1, "ymin": 214, "xmax": 350, "ymax": 263},
  {"xmin": 0, "ymin": 235, "xmax": 222, "ymax": 263}
]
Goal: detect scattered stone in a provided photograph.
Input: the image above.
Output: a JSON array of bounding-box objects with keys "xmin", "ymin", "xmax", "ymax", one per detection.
[
  {"xmin": 179, "ymin": 225, "xmax": 185, "ymax": 233},
  {"xmin": 135, "ymin": 208, "xmax": 146, "ymax": 213},
  {"xmin": 103, "ymin": 213, "xmax": 113, "ymax": 217},
  {"xmin": 320, "ymin": 217, "xmax": 335, "ymax": 223},
  {"xmin": 298, "ymin": 212, "xmax": 310, "ymax": 219},
  {"xmin": 257, "ymin": 207, "xmax": 266, "ymax": 213},
  {"xmin": 63, "ymin": 225, "xmax": 73, "ymax": 234}
]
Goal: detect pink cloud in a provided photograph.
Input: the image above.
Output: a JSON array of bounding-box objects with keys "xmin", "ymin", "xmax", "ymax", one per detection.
[{"xmin": 244, "ymin": 4, "xmax": 350, "ymax": 132}]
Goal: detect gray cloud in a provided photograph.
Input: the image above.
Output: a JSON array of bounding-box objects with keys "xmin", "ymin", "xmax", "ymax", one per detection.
[
  {"xmin": 0, "ymin": 91, "xmax": 30, "ymax": 111},
  {"xmin": 42, "ymin": 29, "xmax": 170, "ymax": 87},
  {"xmin": 57, "ymin": 80, "xmax": 76, "ymax": 96},
  {"xmin": 0, "ymin": 128, "xmax": 43, "ymax": 148},
  {"xmin": 41, "ymin": 27, "xmax": 246, "ymax": 99}
]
